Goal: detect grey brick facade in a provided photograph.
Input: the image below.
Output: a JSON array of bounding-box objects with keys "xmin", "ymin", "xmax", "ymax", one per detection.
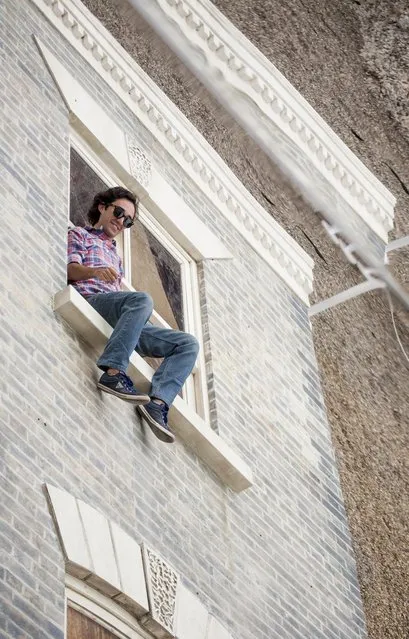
[{"xmin": 0, "ymin": 1, "xmax": 367, "ymax": 638}]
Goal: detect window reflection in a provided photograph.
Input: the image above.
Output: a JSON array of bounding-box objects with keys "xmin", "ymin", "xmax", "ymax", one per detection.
[
  {"xmin": 70, "ymin": 148, "xmax": 108, "ymax": 227},
  {"xmin": 130, "ymin": 220, "xmax": 184, "ymax": 331}
]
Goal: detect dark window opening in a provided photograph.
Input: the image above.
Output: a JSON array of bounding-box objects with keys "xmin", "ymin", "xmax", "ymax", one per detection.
[{"xmin": 70, "ymin": 147, "xmax": 108, "ymax": 227}]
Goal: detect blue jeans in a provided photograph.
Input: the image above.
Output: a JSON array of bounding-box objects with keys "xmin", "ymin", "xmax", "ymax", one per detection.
[{"xmin": 87, "ymin": 291, "xmax": 199, "ymax": 407}]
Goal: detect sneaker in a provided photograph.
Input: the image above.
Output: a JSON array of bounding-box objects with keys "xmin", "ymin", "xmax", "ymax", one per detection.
[
  {"xmin": 137, "ymin": 401, "xmax": 175, "ymax": 443},
  {"xmin": 97, "ymin": 372, "xmax": 150, "ymax": 404}
]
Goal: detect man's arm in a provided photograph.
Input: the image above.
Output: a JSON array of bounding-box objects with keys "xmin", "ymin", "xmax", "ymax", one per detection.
[
  {"xmin": 67, "ymin": 228, "xmax": 118, "ymax": 283},
  {"xmin": 67, "ymin": 262, "xmax": 118, "ymax": 282}
]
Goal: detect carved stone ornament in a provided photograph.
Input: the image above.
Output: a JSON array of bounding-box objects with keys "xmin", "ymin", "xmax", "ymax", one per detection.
[
  {"xmin": 141, "ymin": 544, "xmax": 179, "ymax": 638},
  {"xmin": 127, "ymin": 137, "xmax": 152, "ymax": 188}
]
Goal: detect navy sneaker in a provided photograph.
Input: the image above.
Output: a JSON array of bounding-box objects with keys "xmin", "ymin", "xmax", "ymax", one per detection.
[
  {"xmin": 137, "ymin": 401, "xmax": 175, "ymax": 443},
  {"xmin": 97, "ymin": 372, "xmax": 150, "ymax": 404}
]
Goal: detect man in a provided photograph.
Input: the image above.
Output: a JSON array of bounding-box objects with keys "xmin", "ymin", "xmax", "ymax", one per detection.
[{"xmin": 67, "ymin": 186, "xmax": 199, "ymax": 444}]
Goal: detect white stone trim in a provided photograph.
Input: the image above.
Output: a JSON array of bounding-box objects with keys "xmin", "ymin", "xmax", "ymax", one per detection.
[
  {"xmin": 130, "ymin": 0, "xmax": 395, "ymax": 243},
  {"xmin": 77, "ymin": 500, "xmax": 122, "ymax": 597},
  {"xmin": 175, "ymin": 583, "xmax": 208, "ymax": 639},
  {"xmin": 46, "ymin": 484, "xmax": 92, "ymax": 579},
  {"xmin": 47, "ymin": 485, "xmax": 235, "ymax": 639},
  {"xmin": 206, "ymin": 616, "xmax": 232, "ymax": 639},
  {"xmin": 53, "ymin": 285, "xmax": 253, "ymax": 492},
  {"xmin": 111, "ymin": 523, "xmax": 151, "ymax": 616},
  {"xmin": 46, "ymin": 484, "xmax": 150, "ymax": 616},
  {"xmin": 30, "ymin": 0, "xmax": 314, "ymax": 302}
]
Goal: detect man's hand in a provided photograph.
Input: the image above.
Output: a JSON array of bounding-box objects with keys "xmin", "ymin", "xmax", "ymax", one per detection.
[
  {"xmin": 92, "ymin": 266, "xmax": 118, "ymax": 282},
  {"xmin": 67, "ymin": 263, "xmax": 118, "ymax": 282}
]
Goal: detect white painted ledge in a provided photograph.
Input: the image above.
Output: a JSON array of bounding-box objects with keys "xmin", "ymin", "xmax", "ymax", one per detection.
[{"xmin": 53, "ymin": 286, "xmax": 253, "ymax": 492}]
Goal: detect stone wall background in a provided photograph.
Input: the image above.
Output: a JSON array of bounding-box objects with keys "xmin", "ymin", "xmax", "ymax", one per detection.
[
  {"xmin": 79, "ymin": 1, "xmax": 409, "ymax": 638},
  {"xmin": 358, "ymin": 0, "xmax": 409, "ymax": 142}
]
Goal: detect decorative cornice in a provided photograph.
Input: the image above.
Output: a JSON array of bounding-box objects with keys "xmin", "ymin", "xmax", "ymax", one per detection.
[
  {"xmin": 134, "ymin": 0, "xmax": 395, "ymax": 242},
  {"xmin": 30, "ymin": 0, "xmax": 314, "ymax": 303}
]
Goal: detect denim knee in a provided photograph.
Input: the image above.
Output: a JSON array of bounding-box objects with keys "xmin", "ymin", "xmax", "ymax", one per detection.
[
  {"xmin": 181, "ymin": 332, "xmax": 200, "ymax": 355},
  {"xmin": 125, "ymin": 292, "xmax": 153, "ymax": 315}
]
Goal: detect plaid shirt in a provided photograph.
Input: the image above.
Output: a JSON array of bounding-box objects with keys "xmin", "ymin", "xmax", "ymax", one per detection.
[{"xmin": 67, "ymin": 226, "xmax": 124, "ymax": 297}]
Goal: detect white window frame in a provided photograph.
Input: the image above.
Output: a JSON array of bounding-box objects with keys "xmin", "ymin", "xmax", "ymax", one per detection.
[
  {"xmin": 69, "ymin": 131, "xmax": 209, "ymax": 422},
  {"xmin": 66, "ymin": 576, "xmax": 149, "ymax": 639}
]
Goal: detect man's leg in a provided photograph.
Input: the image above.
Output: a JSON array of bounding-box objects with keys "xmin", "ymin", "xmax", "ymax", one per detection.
[
  {"xmin": 87, "ymin": 291, "xmax": 153, "ymax": 403},
  {"xmin": 137, "ymin": 325, "xmax": 200, "ymax": 405},
  {"xmin": 135, "ymin": 325, "xmax": 199, "ymax": 442}
]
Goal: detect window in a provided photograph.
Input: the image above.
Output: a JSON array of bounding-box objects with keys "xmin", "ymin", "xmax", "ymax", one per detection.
[
  {"xmin": 66, "ymin": 578, "xmax": 148, "ymax": 639},
  {"xmin": 68, "ymin": 607, "xmax": 120, "ymax": 639},
  {"xmin": 69, "ymin": 135, "xmax": 209, "ymax": 420}
]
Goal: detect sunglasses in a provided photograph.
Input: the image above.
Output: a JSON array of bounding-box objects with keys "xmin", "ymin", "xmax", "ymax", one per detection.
[{"xmin": 106, "ymin": 204, "xmax": 135, "ymax": 229}]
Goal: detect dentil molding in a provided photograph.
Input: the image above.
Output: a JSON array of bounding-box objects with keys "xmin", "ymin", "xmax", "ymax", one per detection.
[
  {"xmin": 30, "ymin": 0, "xmax": 314, "ymax": 303},
  {"xmin": 132, "ymin": 0, "xmax": 395, "ymax": 243}
]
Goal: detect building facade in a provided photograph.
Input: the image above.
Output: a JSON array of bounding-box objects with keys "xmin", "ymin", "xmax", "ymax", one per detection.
[
  {"xmin": 80, "ymin": 2, "xmax": 409, "ymax": 637},
  {"xmin": 2, "ymin": 1, "xmax": 407, "ymax": 639}
]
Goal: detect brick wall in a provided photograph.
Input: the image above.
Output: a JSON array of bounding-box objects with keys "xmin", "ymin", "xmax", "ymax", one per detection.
[{"xmin": 0, "ymin": 1, "xmax": 366, "ymax": 638}]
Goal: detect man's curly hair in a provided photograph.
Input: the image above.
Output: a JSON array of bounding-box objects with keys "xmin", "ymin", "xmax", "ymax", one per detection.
[{"xmin": 87, "ymin": 186, "xmax": 138, "ymax": 225}]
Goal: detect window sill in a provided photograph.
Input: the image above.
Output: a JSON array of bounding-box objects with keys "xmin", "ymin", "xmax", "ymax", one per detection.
[{"xmin": 54, "ymin": 286, "xmax": 253, "ymax": 492}]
